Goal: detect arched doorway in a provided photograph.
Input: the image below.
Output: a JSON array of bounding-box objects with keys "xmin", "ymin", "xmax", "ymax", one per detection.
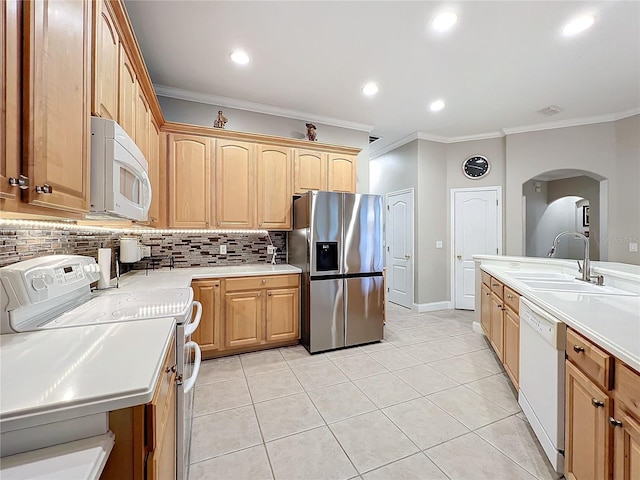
[{"xmin": 522, "ymin": 169, "xmax": 606, "ymax": 261}]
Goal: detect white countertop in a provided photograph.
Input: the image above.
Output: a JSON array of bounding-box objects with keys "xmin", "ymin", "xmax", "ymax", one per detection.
[
  {"xmin": 0, "ymin": 317, "xmax": 175, "ymax": 432},
  {"xmin": 110, "ymin": 264, "xmax": 302, "ymax": 292},
  {"xmin": 476, "ymin": 257, "xmax": 640, "ymax": 372}
]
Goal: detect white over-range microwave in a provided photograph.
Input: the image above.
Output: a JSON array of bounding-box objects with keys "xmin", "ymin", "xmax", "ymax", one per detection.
[{"xmin": 89, "ymin": 117, "xmax": 152, "ymax": 221}]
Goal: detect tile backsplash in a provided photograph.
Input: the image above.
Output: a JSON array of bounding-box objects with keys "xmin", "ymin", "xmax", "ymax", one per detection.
[{"xmin": 0, "ymin": 228, "xmax": 287, "ymax": 271}]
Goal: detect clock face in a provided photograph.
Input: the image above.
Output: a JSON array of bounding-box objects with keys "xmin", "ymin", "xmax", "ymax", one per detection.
[{"xmin": 462, "ymin": 155, "xmax": 490, "ymax": 179}]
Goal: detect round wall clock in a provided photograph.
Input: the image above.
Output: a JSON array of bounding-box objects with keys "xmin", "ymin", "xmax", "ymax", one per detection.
[{"xmin": 462, "ymin": 155, "xmax": 490, "ymax": 179}]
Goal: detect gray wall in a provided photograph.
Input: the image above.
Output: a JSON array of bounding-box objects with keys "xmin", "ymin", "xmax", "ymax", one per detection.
[{"xmin": 158, "ymin": 96, "xmax": 371, "ymax": 192}]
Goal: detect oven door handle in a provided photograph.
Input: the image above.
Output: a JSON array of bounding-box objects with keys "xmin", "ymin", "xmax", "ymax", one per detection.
[
  {"xmin": 184, "ymin": 301, "xmax": 202, "ymax": 338},
  {"xmin": 182, "ymin": 341, "xmax": 201, "ymax": 394}
]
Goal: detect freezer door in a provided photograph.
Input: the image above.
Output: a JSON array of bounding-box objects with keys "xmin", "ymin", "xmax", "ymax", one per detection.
[
  {"xmin": 345, "ymin": 276, "xmax": 384, "ymax": 347},
  {"xmin": 310, "ymin": 191, "xmax": 344, "ymax": 276},
  {"xmin": 309, "ymin": 278, "xmax": 345, "ymax": 352},
  {"xmin": 343, "ymin": 193, "xmax": 383, "ymax": 274}
]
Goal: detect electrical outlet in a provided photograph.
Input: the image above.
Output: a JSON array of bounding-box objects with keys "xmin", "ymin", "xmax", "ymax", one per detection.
[
  {"xmin": 267, "ymin": 245, "xmax": 276, "ymax": 255},
  {"xmin": 435, "ymin": 241, "xmax": 443, "ymax": 249},
  {"xmin": 219, "ymin": 245, "xmax": 227, "ymax": 255},
  {"xmin": 630, "ymin": 242, "xmax": 638, "ymax": 252}
]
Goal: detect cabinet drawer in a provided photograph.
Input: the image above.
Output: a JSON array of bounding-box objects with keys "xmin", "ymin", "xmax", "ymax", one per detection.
[
  {"xmin": 615, "ymin": 360, "xmax": 640, "ymax": 420},
  {"xmin": 566, "ymin": 328, "xmax": 613, "ymax": 390},
  {"xmin": 490, "ymin": 277, "xmax": 504, "ymax": 298},
  {"xmin": 225, "ymin": 274, "xmax": 299, "ymax": 291},
  {"xmin": 481, "ymin": 270, "xmax": 491, "ymax": 287},
  {"xmin": 503, "ymin": 286, "xmax": 520, "ymax": 314}
]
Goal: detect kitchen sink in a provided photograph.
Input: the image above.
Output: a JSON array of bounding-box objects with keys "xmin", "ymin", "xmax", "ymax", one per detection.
[
  {"xmin": 517, "ymin": 278, "xmax": 637, "ymax": 296},
  {"xmin": 504, "ymin": 271, "xmax": 574, "ymax": 281}
]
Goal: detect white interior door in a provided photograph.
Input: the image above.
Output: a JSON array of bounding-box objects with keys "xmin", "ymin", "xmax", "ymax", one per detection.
[
  {"xmin": 452, "ymin": 187, "xmax": 501, "ymax": 310},
  {"xmin": 386, "ymin": 190, "xmax": 414, "ymax": 309}
]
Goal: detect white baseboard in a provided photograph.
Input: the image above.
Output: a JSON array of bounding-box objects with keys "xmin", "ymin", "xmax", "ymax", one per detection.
[
  {"xmin": 412, "ymin": 301, "xmax": 453, "ymax": 313},
  {"xmin": 472, "ymin": 321, "xmax": 485, "ymax": 335}
]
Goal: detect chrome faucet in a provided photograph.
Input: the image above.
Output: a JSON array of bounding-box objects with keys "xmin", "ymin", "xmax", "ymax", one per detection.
[{"xmin": 547, "ymin": 231, "xmax": 593, "ymax": 283}]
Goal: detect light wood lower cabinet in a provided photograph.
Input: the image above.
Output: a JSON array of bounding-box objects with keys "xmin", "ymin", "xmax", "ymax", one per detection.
[
  {"xmin": 191, "ymin": 279, "xmax": 222, "ymax": 355},
  {"xmin": 102, "ymin": 338, "xmax": 176, "ymax": 480},
  {"xmin": 480, "ymin": 283, "xmax": 491, "ymax": 336},
  {"xmin": 192, "ymin": 274, "xmax": 300, "ymax": 359},
  {"xmin": 503, "ymin": 306, "xmax": 519, "ymax": 389},
  {"xmin": 489, "ymin": 293, "xmax": 504, "ymax": 362},
  {"xmin": 565, "ymin": 359, "xmax": 612, "ymax": 480},
  {"xmin": 613, "ymin": 405, "xmax": 640, "ymax": 480}
]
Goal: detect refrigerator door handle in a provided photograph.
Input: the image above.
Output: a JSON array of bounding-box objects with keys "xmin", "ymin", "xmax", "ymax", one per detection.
[
  {"xmin": 184, "ymin": 301, "xmax": 202, "ymax": 338},
  {"xmin": 342, "ymin": 278, "xmax": 348, "ymax": 338}
]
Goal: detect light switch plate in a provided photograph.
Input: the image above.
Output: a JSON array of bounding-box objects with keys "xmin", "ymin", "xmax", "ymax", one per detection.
[
  {"xmin": 435, "ymin": 241, "xmax": 443, "ymax": 249},
  {"xmin": 630, "ymin": 242, "xmax": 638, "ymax": 252},
  {"xmin": 220, "ymin": 245, "xmax": 227, "ymax": 255}
]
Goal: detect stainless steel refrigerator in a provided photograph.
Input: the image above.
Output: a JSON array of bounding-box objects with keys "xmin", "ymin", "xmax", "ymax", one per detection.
[{"xmin": 289, "ymin": 191, "xmax": 384, "ymax": 353}]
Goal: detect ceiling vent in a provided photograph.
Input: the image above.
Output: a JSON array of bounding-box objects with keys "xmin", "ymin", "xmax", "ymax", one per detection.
[
  {"xmin": 538, "ymin": 105, "xmax": 564, "ymax": 116},
  {"xmin": 369, "ymin": 135, "xmax": 381, "ymax": 144}
]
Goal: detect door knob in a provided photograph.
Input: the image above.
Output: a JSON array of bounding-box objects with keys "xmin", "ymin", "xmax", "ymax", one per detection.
[
  {"xmin": 456, "ymin": 255, "xmax": 462, "ymax": 260},
  {"xmin": 404, "ymin": 254, "xmax": 411, "ymax": 259}
]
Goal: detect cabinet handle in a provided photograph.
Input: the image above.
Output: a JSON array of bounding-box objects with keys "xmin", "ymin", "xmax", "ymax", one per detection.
[
  {"xmin": 257, "ymin": 293, "xmax": 261, "ymax": 297},
  {"xmin": 485, "ymin": 292, "xmax": 490, "ymax": 296},
  {"xmin": 8, "ymin": 175, "xmax": 30, "ymax": 190},
  {"xmin": 35, "ymin": 184, "xmax": 53, "ymax": 194},
  {"xmin": 262, "ymin": 279, "xmax": 266, "ymax": 283},
  {"xmin": 492, "ymin": 283, "xmax": 499, "ymax": 287},
  {"xmin": 506, "ymin": 294, "xmax": 513, "ymax": 299},
  {"xmin": 609, "ymin": 417, "xmax": 623, "ymax": 428},
  {"xmin": 573, "ymin": 345, "xmax": 585, "ymax": 353},
  {"xmin": 217, "ymin": 221, "xmax": 221, "ymax": 226},
  {"xmin": 165, "ymin": 364, "xmax": 176, "ymax": 374},
  {"xmin": 591, "ymin": 398, "xmax": 605, "ymax": 408}
]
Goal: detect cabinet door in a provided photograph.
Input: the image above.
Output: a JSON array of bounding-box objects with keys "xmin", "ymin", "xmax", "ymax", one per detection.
[
  {"xmin": 480, "ymin": 283, "xmax": 491, "ymax": 337},
  {"xmin": 503, "ymin": 307, "xmax": 519, "ymax": 389},
  {"xmin": 1, "ymin": 0, "xmax": 20, "ymax": 203},
  {"xmin": 135, "ymin": 89, "xmax": 150, "ymax": 160},
  {"xmin": 215, "ymin": 140, "xmax": 255, "ymax": 228},
  {"xmin": 328, "ymin": 153, "xmax": 356, "ymax": 193},
  {"xmin": 118, "ymin": 44, "xmax": 137, "ymax": 140},
  {"xmin": 613, "ymin": 407, "xmax": 640, "ymax": 480},
  {"xmin": 191, "ymin": 279, "xmax": 222, "ymax": 355},
  {"xmin": 148, "ymin": 119, "xmax": 161, "ymax": 226},
  {"xmin": 266, "ymin": 287, "xmax": 299, "ymax": 343},
  {"xmin": 92, "ymin": 0, "xmax": 118, "ymax": 120},
  {"xmin": 489, "ymin": 293, "xmax": 504, "ymax": 361},
  {"xmin": 23, "ymin": 0, "xmax": 91, "ymax": 213},
  {"xmin": 294, "ymin": 149, "xmax": 327, "ymax": 194},
  {"xmin": 224, "ymin": 291, "xmax": 263, "ymax": 349},
  {"xmin": 565, "ymin": 360, "xmax": 612, "ymax": 480},
  {"xmin": 168, "ymin": 134, "xmax": 212, "ymax": 228},
  {"xmin": 256, "ymin": 145, "xmax": 292, "ymax": 230}
]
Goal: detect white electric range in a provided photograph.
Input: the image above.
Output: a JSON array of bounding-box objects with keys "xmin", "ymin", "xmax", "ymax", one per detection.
[{"xmin": 0, "ymin": 255, "xmax": 202, "ymax": 480}]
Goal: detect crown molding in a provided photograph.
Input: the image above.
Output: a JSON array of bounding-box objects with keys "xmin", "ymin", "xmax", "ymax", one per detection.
[
  {"xmin": 154, "ymin": 84, "xmax": 375, "ymax": 133},
  {"xmin": 446, "ymin": 131, "xmax": 505, "ymax": 143},
  {"xmin": 369, "ymin": 132, "xmax": 419, "ymax": 159},
  {"xmin": 502, "ymin": 108, "xmax": 640, "ymax": 135}
]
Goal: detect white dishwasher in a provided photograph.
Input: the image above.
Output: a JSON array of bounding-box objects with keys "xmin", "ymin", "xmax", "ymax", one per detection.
[{"xmin": 519, "ymin": 297, "xmax": 566, "ymax": 474}]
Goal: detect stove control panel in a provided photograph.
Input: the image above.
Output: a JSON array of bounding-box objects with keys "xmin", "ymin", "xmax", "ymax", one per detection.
[{"xmin": 1, "ymin": 255, "xmax": 102, "ymax": 307}]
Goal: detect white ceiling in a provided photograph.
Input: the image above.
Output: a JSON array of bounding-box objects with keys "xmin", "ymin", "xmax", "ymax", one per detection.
[{"xmin": 125, "ymin": 1, "xmax": 640, "ymax": 153}]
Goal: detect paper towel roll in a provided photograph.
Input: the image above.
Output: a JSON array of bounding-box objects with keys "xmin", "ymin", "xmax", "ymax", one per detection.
[{"xmin": 98, "ymin": 248, "xmax": 111, "ymax": 289}]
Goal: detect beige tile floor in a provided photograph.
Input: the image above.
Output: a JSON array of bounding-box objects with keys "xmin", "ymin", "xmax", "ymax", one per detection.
[{"xmin": 189, "ymin": 303, "xmax": 562, "ymax": 480}]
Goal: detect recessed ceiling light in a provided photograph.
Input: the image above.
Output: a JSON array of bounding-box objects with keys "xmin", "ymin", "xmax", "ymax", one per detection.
[
  {"xmin": 562, "ymin": 15, "xmax": 595, "ymax": 36},
  {"xmin": 429, "ymin": 99, "xmax": 445, "ymax": 112},
  {"xmin": 230, "ymin": 50, "xmax": 250, "ymax": 65},
  {"xmin": 362, "ymin": 82, "xmax": 379, "ymax": 96},
  {"xmin": 432, "ymin": 11, "xmax": 458, "ymax": 32}
]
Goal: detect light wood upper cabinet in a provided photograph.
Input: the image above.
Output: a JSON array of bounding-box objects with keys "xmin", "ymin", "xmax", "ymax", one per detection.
[
  {"xmin": 92, "ymin": 0, "xmax": 118, "ymax": 120},
  {"xmin": 565, "ymin": 360, "xmax": 612, "ymax": 480},
  {"xmin": 215, "ymin": 140, "xmax": 255, "ymax": 228},
  {"xmin": 148, "ymin": 119, "xmax": 161, "ymax": 226},
  {"xmin": 294, "ymin": 149, "xmax": 327, "ymax": 194},
  {"xmin": 224, "ymin": 291, "xmax": 263, "ymax": 349},
  {"xmin": 23, "ymin": 0, "xmax": 91, "ymax": 213},
  {"xmin": 191, "ymin": 279, "xmax": 222, "ymax": 355},
  {"xmin": 168, "ymin": 134, "xmax": 212, "ymax": 228},
  {"xmin": 1, "ymin": 0, "xmax": 20, "ymax": 204},
  {"xmin": 328, "ymin": 153, "xmax": 356, "ymax": 193},
  {"xmin": 118, "ymin": 44, "xmax": 137, "ymax": 140},
  {"xmin": 266, "ymin": 287, "xmax": 299, "ymax": 343},
  {"xmin": 135, "ymin": 88, "xmax": 150, "ymax": 159},
  {"xmin": 257, "ymin": 145, "xmax": 292, "ymax": 230}
]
